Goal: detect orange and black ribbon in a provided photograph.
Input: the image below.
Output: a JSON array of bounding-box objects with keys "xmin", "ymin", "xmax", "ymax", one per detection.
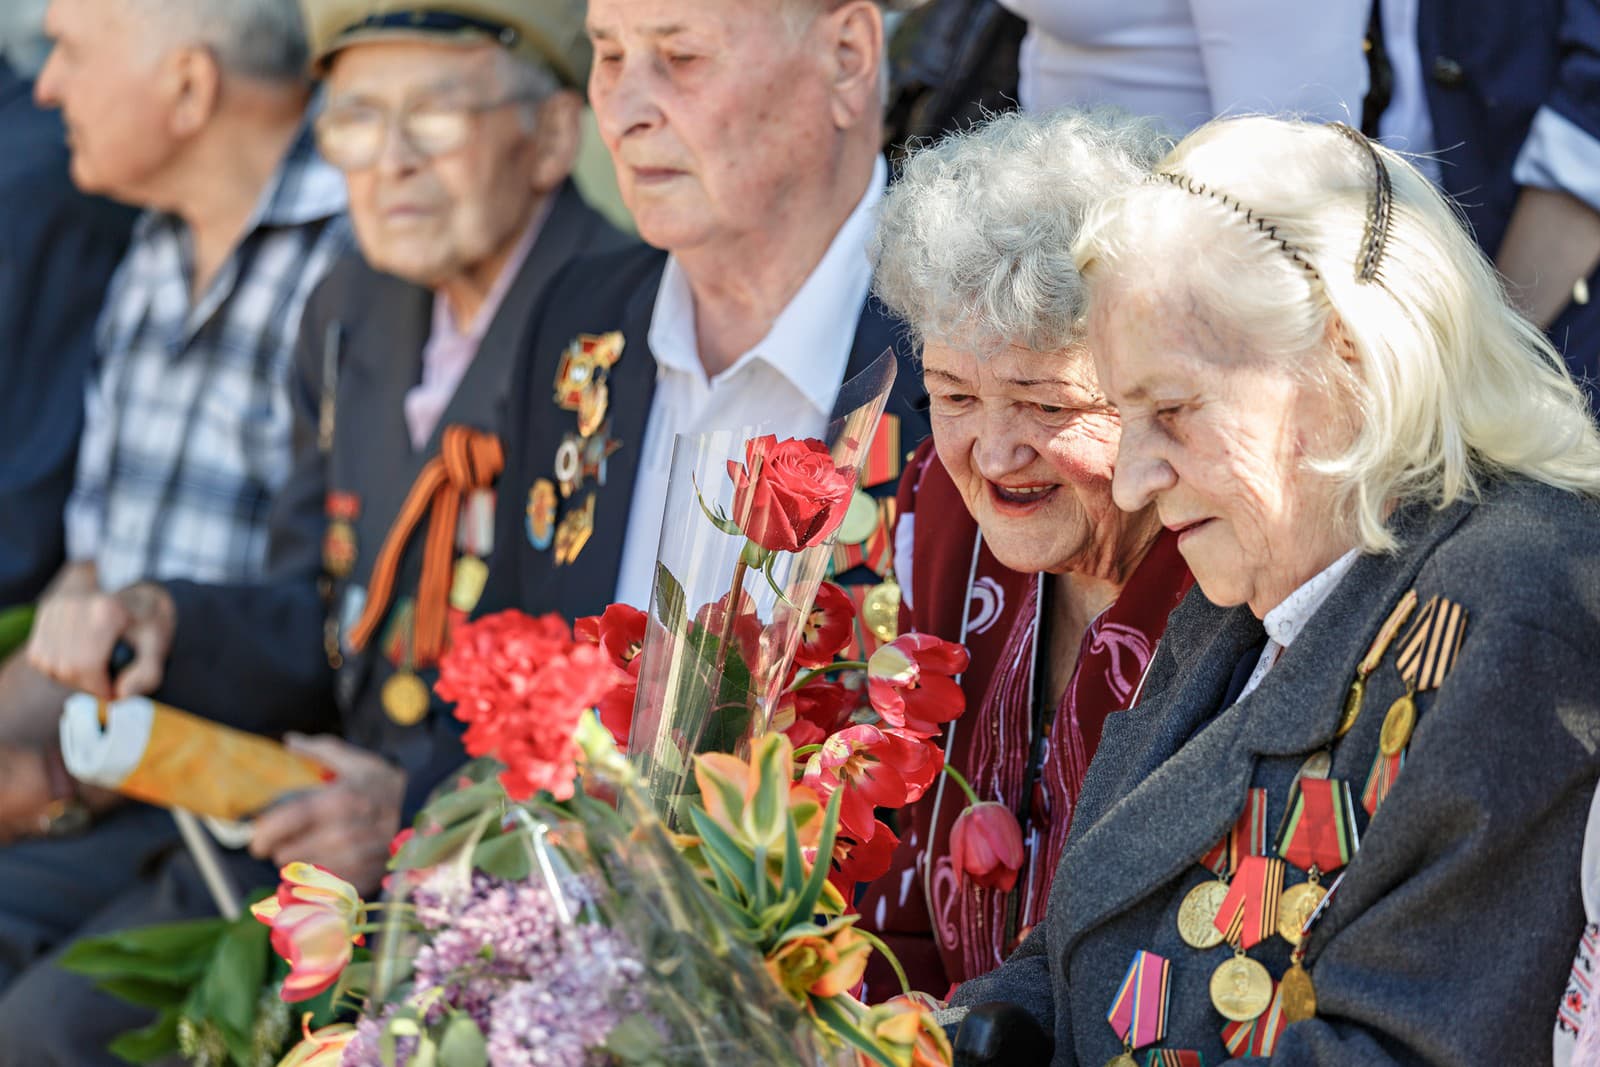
[
  {"xmin": 1394, "ymin": 595, "xmax": 1468, "ymax": 693},
  {"xmin": 1213, "ymin": 855, "xmax": 1284, "ymax": 950},
  {"xmin": 348, "ymin": 427, "xmax": 503, "ymax": 668}
]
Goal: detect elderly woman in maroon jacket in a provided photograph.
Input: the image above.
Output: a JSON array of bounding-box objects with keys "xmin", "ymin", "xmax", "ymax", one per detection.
[{"xmin": 857, "ymin": 109, "xmax": 1193, "ymax": 997}]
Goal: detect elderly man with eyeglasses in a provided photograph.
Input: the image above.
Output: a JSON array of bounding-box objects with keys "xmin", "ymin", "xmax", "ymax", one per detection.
[{"xmin": 10, "ymin": 3, "xmax": 627, "ymax": 1059}]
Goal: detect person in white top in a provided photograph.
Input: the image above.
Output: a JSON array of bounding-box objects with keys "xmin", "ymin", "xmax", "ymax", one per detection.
[
  {"xmin": 996, "ymin": 0, "xmax": 1369, "ymax": 134},
  {"xmin": 477, "ymin": 0, "xmax": 928, "ymax": 621}
]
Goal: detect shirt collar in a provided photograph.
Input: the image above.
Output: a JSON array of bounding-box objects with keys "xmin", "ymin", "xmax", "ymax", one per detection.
[
  {"xmin": 647, "ymin": 155, "xmax": 887, "ymax": 413},
  {"xmin": 1261, "ymin": 548, "xmax": 1362, "ymax": 649}
]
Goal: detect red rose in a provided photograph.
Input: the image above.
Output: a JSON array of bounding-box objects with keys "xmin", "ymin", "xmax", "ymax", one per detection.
[
  {"xmin": 726, "ymin": 435, "xmax": 856, "ymax": 553},
  {"xmin": 949, "ymin": 801, "xmax": 1025, "ymax": 892}
]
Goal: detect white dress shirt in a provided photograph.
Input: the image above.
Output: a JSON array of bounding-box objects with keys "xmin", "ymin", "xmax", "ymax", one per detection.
[
  {"xmin": 611, "ymin": 156, "xmax": 888, "ymax": 607},
  {"xmin": 996, "ymin": 0, "xmax": 1369, "ymax": 134},
  {"xmin": 1236, "ymin": 548, "xmax": 1361, "ymax": 703}
]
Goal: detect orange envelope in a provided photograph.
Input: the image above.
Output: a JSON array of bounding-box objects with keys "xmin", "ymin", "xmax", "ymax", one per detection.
[{"xmin": 60, "ymin": 694, "xmax": 330, "ymax": 820}]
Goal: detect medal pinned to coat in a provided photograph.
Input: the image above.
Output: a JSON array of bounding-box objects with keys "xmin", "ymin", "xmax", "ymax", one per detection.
[{"xmin": 528, "ymin": 332, "xmax": 626, "ymax": 566}]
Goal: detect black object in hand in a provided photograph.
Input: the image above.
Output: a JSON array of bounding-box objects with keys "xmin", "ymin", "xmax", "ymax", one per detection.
[
  {"xmin": 108, "ymin": 640, "xmax": 135, "ymax": 680},
  {"xmin": 954, "ymin": 1002, "xmax": 1054, "ymax": 1066}
]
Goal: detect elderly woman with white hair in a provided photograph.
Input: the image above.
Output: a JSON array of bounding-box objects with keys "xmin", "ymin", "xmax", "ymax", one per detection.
[
  {"xmin": 855, "ymin": 108, "xmax": 1195, "ymax": 999},
  {"xmin": 947, "ymin": 115, "xmax": 1600, "ymax": 1065}
]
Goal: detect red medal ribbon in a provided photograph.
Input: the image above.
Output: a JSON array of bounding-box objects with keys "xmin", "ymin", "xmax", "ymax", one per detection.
[
  {"xmin": 1220, "ymin": 981, "xmax": 1285, "ymax": 1057},
  {"xmin": 1199, "ymin": 788, "xmax": 1268, "ymax": 877},
  {"xmin": 1362, "ymin": 748, "xmax": 1404, "ymax": 816},
  {"xmin": 1106, "ymin": 950, "xmax": 1171, "ymax": 1050},
  {"xmin": 1278, "ymin": 778, "xmax": 1357, "ymax": 874},
  {"xmin": 1145, "ymin": 1052, "xmax": 1205, "ymax": 1067},
  {"xmin": 860, "ymin": 413, "xmax": 903, "ymax": 488},
  {"xmin": 1213, "ymin": 855, "xmax": 1283, "ymax": 950}
]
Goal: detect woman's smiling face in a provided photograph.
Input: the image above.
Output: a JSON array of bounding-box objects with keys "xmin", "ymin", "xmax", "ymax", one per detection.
[{"xmin": 924, "ymin": 340, "xmax": 1153, "ymax": 579}]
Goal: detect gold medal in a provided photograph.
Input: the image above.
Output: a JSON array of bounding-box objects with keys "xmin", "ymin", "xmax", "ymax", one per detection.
[
  {"xmin": 1177, "ymin": 879, "xmax": 1230, "ymax": 949},
  {"xmin": 837, "ymin": 490, "xmax": 878, "ymax": 546},
  {"xmin": 1104, "ymin": 1054, "xmax": 1139, "ymax": 1067},
  {"xmin": 382, "ymin": 670, "xmax": 431, "ymax": 726},
  {"xmin": 1296, "ymin": 750, "xmax": 1332, "ymax": 781},
  {"xmin": 1210, "ymin": 953, "xmax": 1273, "ymax": 1022},
  {"xmin": 555, "ymin": 436, "xmax": 584, "ymax": 498},
  {"xmin": 449, "ymin": 555, "xmax": 489, "ymax": 614},
  {"xmin": 1379, "ymin": 692, "xmax": 1416, "ymax": 756},
  {"xmin": 1337, "ymin": 677, "xmax": 1364, "ymax": 737},
  {"xmin": 861, "ymin": 578, "xmax": 902, "ymax": 643},
  {"xmin": 1277, "ymin": 881, "xmax": 1327, "ymax": 946},
  {"xmin": 1280, "ymin": 961, "xmax": 1318, "ymax": 1023},
  {"xmin": 554, "ymin": 493, "xmax": 596, "ymax": 567},
  {"xmin": 577, "ymin": 381, "xmax": 610, "ymax": 438}
]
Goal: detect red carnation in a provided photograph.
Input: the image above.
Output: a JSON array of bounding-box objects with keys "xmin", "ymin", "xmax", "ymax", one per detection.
[{"xmin": 726, "ymin": 435, "xmax": 856, "ymax": 553}]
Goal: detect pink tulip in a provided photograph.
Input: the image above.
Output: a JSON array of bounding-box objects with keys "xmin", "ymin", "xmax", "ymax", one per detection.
[{"xmin": 950, "ymin": 802, "xmax": 1025, "ymax": 892}]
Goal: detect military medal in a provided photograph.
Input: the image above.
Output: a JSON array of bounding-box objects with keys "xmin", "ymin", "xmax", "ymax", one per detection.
[
  {"xmin": 1143, "ymin": 1053, "xmax": 1204, "ymax": 1067},
  {"xmin": 1276, "ymin": 777, "xmax": 1358, "ymax": 879},
  {"xmin": 526, "ymin": 479, "xmax": 557, "ymax": 550},
  {"xmin": 1363, "ymin": 595, "xmax": 1468, "ymax": 814},
  {"xmin": 382, "ymin": 670, "xmax": 431, "ymax": 727},
  {"xmin": 1209, "ymin": 953, "xmax": 1274, "ymax": 1023},
  {"xmin": 1338, "ymin": 589, "xmax": 1418, "ymax": 737},
  {"xmin": 1181, "ymin": 790, "xmax": 1267, "ymax": 949},
  {"xmin": 1279, "ymin": 954, "xmax": 1317, "ymax": 1024},
  {"xmin": 831, "ymin": 496, "xmax": 897, "ymax": 579},
  {"xmin": 1213, "ymin": 855, "xmax": 1283, "ymax": 952},
  {"xmin": 1219, "ymin": 979, "xmax": 1285, "ymax": 1055},
  {"xmin": 859, "ymin": 413, "xmax": 903, "ymax": 489},
  {"xmin": 1105, "ymin": 951, "xmax": 1170, "ymax": 1066},
  {"xmin": 554, "ymin": 492, "xmax": 596, "ymax": 566},
  {"xmin": 323, "ymin": 492, "xmax": 361, "ymax": 578},
  {"xmin": 555, "ymin": 435, "xmax": 585, "ymax": 498},
  {"xmin": 1276, "ymin": 881, "xmax": 1327, "ymax": 947},
  {"xmin": 456, "ymin": 488, "xmax": 495, "ymax": 558},
  {"xmin": 554, "ymin": 332, "xmax": 624, "ymax": 410},
  {"xmin": 838, "ymin": 490, "xmax": 878, "ymax": 545},
  {"xmin": 861, "ymin": 577, "xmax": 902, "ymax": 644},
  {"xmin": 449, "ymin": 555, "xmax": 489, "ymax": 614},
  {"xmin": 581, "ymin": 427, "xmax": 621, "ymax": 488}
]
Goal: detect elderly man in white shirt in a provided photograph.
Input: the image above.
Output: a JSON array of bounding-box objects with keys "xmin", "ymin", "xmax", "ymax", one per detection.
[{"xmin": 479, "ymin": 0, "xmax": 928, "ymax": 623}]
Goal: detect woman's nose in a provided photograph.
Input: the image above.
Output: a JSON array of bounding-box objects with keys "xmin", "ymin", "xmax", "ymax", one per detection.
[{"xmin": 1111, "ymin": 425, "xmax": 1175, "ymax": 513}]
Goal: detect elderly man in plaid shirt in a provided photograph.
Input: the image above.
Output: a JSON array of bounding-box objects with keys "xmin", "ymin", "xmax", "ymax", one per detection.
[{"xmin": 0, "ymin": 0, "xmax": 349, "ymax": 1001}]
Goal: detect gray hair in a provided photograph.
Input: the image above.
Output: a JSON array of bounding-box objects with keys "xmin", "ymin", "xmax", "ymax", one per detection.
[
  {"xmin": 872, "ymin": 108, "xmax": 1170, "ymax": 354},
  {"xmin": 492, "ymin": 46, "xmax": 561, "ymax": 131},
  {"xmin": 132, "ymin": 0, "xmax": 308, "ymax": 82}
]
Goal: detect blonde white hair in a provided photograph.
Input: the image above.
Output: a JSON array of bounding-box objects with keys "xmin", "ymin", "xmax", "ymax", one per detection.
[
  {"xmin": 1074, "ymin": 115, "xmax": 1600, "ymax": 553},
  {"xmin": 872, "ymin": 107, "xmax": 1169, "ymax": 354}
]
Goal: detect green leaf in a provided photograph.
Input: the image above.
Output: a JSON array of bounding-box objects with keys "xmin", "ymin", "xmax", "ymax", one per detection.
[
  {"xmin": 473, "ymin": 830, "xmax": 533, "ymax": 881},
  {"xmin": 688, "ymin": 807, "xmax": 757, "ymax": 889},
  {"xmin": 411, "ymin": 1034, "xmax": 439, "ymax": 1067},
  {"xmin": 813, "ymin": 996, "xmax": 898, "ymax": 1067},
  {"xmin": 94, "ymin": 976, "xmax": 192, "ymax": 1010},
  {"xmin": 782, "ymin": 816, "xmax": 806, "ymax": 899},
  {"xmin": 393, "ymin": 817, "xmax": 482, "ymax": 873},
  {"xmin": 187, "ymin": 917, "xmax": 270, "ymax": 1065},
  {"xmin": 653, "ymin": 562, "xmax": 689, "ymax": 632},
  {"xmin": 437, "ymin": 1014, "xmax": 488, "ymax": 1067},
  {"xmin": 747, "ymin": 736, "xmax": 789, "ymax": 846},
  {"xmin": 410, "ymin": 777, "xmax": 505, "ymax": 835},
  {"xmin": 604, "ymin": 1013, "xmax": 669, "ymax": 1064},
  {"xmin": 784, "ymin": 786, "xmax": 844, "ymax": 930},
  {"xmin": 58, "ymin": 919, "xmax": 229, "ymax": 978},
  {"xmin": 761, "ymin": 551, "xmax": 795, "ymax": 607},
  {"xmin": 105, "ymin": 1010, "xmax": 180, "ymax": 1065}
]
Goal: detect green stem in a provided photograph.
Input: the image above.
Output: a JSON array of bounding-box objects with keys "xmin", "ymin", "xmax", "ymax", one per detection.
[
  {"xmin": 792, "ymin": 744, "xmax": 824, "ymax": 760},
  {"xmin": 942, "ymin": 764, "xmax": 981, "ymax": 806},
  {"xmin": 789, "ymin": 661, "xmax": 869, "ymax": 692},
  {"xmin": 852, "ymin": 926, "xmax": 911, "ymax": 997}
]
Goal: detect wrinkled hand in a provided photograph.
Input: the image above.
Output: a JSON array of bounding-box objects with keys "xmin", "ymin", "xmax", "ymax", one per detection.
[
  {"xmin": 27, "ymin": 582, "xmax": 176, "ymax": 700},
  {"xmin": 0, "ymin": 743, "xmax": 53, "ymax": 844},
  {"xmin": 249, "ymin": 735, "xmax": 405, "ymax": 897}
]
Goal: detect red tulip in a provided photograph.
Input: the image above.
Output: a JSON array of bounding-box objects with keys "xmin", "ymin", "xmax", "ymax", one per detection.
[
  {"xmin": 727, "ymin": 435, "xmax": 856, "ymax": 553},
  {"xmin": 827, "ymin": 820, "xmax": 900, "ymax": 895},
  {"xmin": 804, "ymin": 725, "xmax": 943, "ymax": 843},
  {"xmin": 261, "ymin": 903, "xmax": 357, "ymax": 1002},
  {"xmin": 795, "ymin": 581, "xmax": 856, "ymax": 668},
  {"xmin": 867, "ymin": 634, "xmax": 970, "ymax": 736},
  {"xmin": 576, "ymin": 603, "xmax": 648, "ymax": 744},
  {"xmin": 950, "ymin": 802, "xmax": 1025, "ymax": 892}
]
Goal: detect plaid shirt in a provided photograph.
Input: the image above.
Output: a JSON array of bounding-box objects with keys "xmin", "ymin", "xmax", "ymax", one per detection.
[{"xmin": 64, "ymin": 125, "xmax": 351, "ymax": 591}]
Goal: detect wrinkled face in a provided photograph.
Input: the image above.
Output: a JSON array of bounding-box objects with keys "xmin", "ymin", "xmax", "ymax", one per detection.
[
  {"xmin": 323, "ymin": 41, "xmax": 552, "ymax": 288},
  {"xmin": 924, "ymin": 340, "xmax": 1149, "ymax": 577},
  {"xmin": 35, "ymin": 0, "xmax": 181, "ymax": 200},
  {"xmin": 1090, "ymin": 279, "xmax": 1354, "ymax": 616},
  {"xmin": 586, "ymin": 0, "xmax": 841, "ymax": 252}
]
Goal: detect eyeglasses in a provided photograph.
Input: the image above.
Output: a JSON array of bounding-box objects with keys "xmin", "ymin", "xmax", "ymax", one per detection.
[{"xmin": 314, "ymin": 92, "xmax": 535, "ymax": 171}]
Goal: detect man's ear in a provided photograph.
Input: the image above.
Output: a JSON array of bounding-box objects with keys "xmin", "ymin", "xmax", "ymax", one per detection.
[
  {"xmin": 165, "ymin": 45, "xmax": 223, "ymax": 140},
  {"xmin": 819, "ymin": 0, "xmax": 883, "ymax": 131},
  {"xmin": 1325, "ymin": 310, "xmax": 1361, "ymax": 368},
  {"xmin": 528, "ymin": 90, "xmax": 584, "ymax": 193}
]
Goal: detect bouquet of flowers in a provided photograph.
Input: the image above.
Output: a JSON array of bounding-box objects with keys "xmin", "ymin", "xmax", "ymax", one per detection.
[{"xmin": 258, "ymin": 606, "xmax": 961, "ymax": 1066}]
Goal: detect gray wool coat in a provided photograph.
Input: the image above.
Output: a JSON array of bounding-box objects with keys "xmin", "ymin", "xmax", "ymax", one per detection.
[{"xmin": 950, "ymin": 477, "xmax": 1600, "ymax": 1065}]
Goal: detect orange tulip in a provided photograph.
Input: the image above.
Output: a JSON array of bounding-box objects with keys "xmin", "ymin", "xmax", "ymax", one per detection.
[
  {"xmin": 859, "ymin": 994, "xmax": 953, "ymax": 1067},
  {"xmin": 275, "ymin": 862, "xmax": 363, "ymax": 929},
  {"xmin": 766, "ymin": 924, "xmax": 872, "ymax": 1003}
]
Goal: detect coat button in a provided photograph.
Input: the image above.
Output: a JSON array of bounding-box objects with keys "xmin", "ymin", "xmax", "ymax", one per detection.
[{"xmin": 1431, "ymin": 56, "xmax": 1466, "ymax": 88}]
